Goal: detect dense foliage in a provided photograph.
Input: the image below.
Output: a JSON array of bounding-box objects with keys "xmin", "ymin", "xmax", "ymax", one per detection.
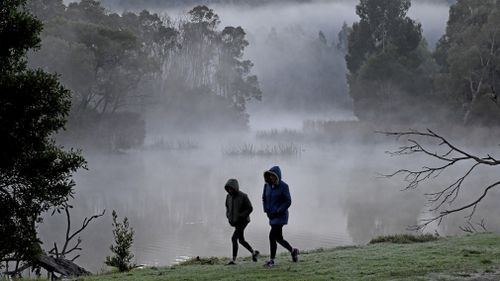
[
  {"xmin": 0, "ymin": 0, "xmax": 85, "ymax": 266},
  {"xmin": 346, "ymin": 0, "xmax": 440, "ymax": 123},
  {"xmin": 347, "ymin": 0, "xmax": 500, "ymax": 125},
  {"xmin": 434, "ymin": 0, "xmax": 500, "ymax": 126}
]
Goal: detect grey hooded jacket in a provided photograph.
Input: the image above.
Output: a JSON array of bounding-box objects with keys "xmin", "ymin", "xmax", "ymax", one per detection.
[{"xmin": 225, "ymin": 179, "xmax": 253, "ymax": 226}]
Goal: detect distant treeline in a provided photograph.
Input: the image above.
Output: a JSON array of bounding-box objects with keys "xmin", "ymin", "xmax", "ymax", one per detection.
[
  {"xmin": 29, "ymin": 0, "xmax": 261, "ymax": 150},
  {"xmin": 26, "ymin": 0, "xmax": 500, "ymax": 152},
  {"xmin": 99, "ymin": 0, "xmax": 454, "ymax": 10}
]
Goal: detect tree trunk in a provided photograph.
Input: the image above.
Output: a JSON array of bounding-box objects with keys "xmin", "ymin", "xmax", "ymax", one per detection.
[{"xmin": 36, "ymin": 253, "xmax": 90, "ymax": 278}]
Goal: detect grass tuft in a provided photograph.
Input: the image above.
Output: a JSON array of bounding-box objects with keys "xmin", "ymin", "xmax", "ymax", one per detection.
[
  {"xmin": 462, "ymin": 249, "xmax": 482, "ymax": 256},
  {"xmin": 369, "ymin": 233, "xmax": 439, "ymax": 244},
  {"xmin": 178, "ymin": 256, "xmax": 227, "ymax": 266}
]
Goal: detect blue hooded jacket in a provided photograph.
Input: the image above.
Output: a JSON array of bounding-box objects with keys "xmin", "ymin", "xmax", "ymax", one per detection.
[{"xmin": 262, "ymin": 166, "xmax": 291, "ymax": 225}]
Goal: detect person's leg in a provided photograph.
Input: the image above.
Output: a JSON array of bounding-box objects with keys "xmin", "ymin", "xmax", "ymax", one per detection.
[
  {"xmin": 231, "ymin": 227, "xmax": 240, "ymax": 261},
  {"xmin": 274, "ymin": 225, "xmax": 299, "ymax": 262},
  {"xmin": 273, "ymin": 225, "xmax": 293, "ymax": 252},
  {"xmin": 269, "ymin": 225, "xmax": 278, "ymax": 260},
  {"xmin": 236, "ymin": 223, "xmax": 254, "ymax": 254}
]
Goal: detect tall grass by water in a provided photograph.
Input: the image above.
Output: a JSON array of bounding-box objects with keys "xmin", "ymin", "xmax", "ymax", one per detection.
[
  {"xmin": 223, "ymin": 143, "xmax": 302, "ymax": 157},
  {"xmin": 145, "ymin": 138, "xmax": 199, "ymax": 151}
]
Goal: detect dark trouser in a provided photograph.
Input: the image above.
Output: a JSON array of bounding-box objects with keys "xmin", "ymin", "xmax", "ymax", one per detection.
[
  {"xmin": 232, "ymin": 222, "xmax": 254, "ymax": 258},
  {"xmin": 269, "ymin": 224, "xmax": 293, "ymax": 259}
]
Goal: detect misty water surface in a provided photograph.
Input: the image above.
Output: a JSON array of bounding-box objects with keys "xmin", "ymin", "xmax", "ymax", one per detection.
[{"xmin": 38, "ymin": 123, "xmax": 500, "ymax": 272}]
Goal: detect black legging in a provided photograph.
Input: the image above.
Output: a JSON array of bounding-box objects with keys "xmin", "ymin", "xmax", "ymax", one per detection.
[
  {"xmin": 232, "ymin": 222, "xmax": 254, "ymax": 257},
  {"xmin": 269, "ymin": 224, "xmax": 293, "ymax": 259}
]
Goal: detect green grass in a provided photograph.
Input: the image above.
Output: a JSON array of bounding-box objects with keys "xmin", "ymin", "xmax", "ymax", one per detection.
[{"xmin": 72, "ymin": 233, "xmax": 500, "ymax": 281}]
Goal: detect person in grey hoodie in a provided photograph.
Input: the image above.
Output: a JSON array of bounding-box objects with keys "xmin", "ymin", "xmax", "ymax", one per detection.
[{"xmin": 225, "ymin": 178, "xmax": 260, "ymax": 265}]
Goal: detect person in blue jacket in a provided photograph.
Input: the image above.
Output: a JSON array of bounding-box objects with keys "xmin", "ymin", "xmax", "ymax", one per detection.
[{"xmin": 262, "ymin": 166, "xmax": 299, "ymax": 267}]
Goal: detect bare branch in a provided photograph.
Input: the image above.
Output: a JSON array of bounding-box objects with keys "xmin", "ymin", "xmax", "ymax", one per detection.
[
  {"xmin": 382, "ymin": 161, "xmax": 457, "ymax": 190},
  {"xmin": 408, "ymin": 180, "xmax": 500, "ymax": 231},
  {"xmin": 425, "ymin": 162, "xmax": 480, "ymax": 211},
  {"xmin": 380, "ymin": 129, "xmax": 500, "ymax": 165},
  {"xmin": 70, "ymin": 255, "xmax": 81, "ymax": 262},
  {"xmin": 382, "ymin": 129, "xmax": 500, "ymax": 231},
  {"xmin": 459, "ymin": 219, "xmax": 488, "ymax": 233},
  {"xmin": 49, "ymin": 243, "xmax": 59, "ymax": 259},
  {"xmin": 50, "ymin": 204, "xmax": 105, "ymax": 260},
  {"xmin": 459, "ymin": 222, "xmax": 476, "ymax": 233},
  {"xmin": 66, "ymin": 209, "xmax": 106, "ymax": 248},
  {"xmin": 64, "ymin": 238, "xmax": 82, "ymax": 256},
  {"xmin": 478, "ymin": 219, "xmax": 488, "ymax": 232}
]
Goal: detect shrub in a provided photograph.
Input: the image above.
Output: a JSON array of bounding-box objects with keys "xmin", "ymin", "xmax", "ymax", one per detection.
[{"xmin": 105, "ymin": 210, "xmax": 135, "ymax": 272}]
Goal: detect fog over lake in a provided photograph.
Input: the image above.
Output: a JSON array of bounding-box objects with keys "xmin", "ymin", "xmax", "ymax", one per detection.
[{"xmin": 36, "ymin": 1, "xmax": 500, "ymax": 273}]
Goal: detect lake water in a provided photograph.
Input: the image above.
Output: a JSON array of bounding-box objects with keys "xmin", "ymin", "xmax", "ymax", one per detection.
[{"xmin": 38, "ymin": 123, "xmax": 500, "ymax": 272}]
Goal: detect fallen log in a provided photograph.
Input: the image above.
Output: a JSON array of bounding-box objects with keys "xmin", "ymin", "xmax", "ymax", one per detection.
[{"xmin": 37, "ymin": 253, "xmax": 90, "ymax": 277}]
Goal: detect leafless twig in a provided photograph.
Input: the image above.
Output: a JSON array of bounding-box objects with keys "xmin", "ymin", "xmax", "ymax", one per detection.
[
  {"xmin": 49, "ymin": 203, "xmax": 105, "ymax": 260},
  {"xmin": 380, "ymin": 129, "xmax": 500, "ymax": 231},
  {"xmin": 459, "ymin": 219, "xmax": 488, "ymax": 233}
]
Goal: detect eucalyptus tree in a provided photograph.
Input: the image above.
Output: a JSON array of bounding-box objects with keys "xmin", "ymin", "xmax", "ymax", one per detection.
[
  {"xmin": 163, "ymin": 6, "xmax": 261, "ymax": 129},
  {"xmin": 217, "ymin": 26, "xmax": 261, "ymax": 112}
]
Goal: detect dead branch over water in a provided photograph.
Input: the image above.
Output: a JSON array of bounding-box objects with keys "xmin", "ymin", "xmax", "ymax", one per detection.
[{"xmin": 380, "ymin": 129, "xmax": 500, "ymax": 231}]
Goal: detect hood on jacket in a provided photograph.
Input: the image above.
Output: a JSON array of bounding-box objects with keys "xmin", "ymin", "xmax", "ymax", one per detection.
[
  {"xmin": 264, "ymin": 166, "xmax": 281, "ymax": 185},
  {"xmin": 225, "ymin": 178, "xmax": 239, "ymax": 193}
]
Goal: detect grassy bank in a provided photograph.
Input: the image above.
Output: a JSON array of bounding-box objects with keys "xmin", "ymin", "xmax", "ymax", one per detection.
[{"xmin": 74, "ymin": 233, "xmax": 500, "ymax": 281}]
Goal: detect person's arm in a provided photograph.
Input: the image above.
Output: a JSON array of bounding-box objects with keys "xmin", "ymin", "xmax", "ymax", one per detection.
[
  {"xmin": 225, "ymin": 196, "xmax": 230, "ymax": 219},
  {"xmin": 276, "ymin": 184, "xmax": 291, "ymax": 213},
  {"xmin": 262, "ymin": 185, "xmax": 268, "ymax": 213},
  {"xmin": 240, "ymin": 195, "xmax": 253, "ymax": 219}
]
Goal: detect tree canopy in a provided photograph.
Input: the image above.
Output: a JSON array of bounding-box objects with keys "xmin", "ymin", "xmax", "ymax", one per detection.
[
  {"xmin": 434, "ymin": 0, "xmax": 500, "ymax": 126},
  {"xmin": 0, "ymin": 0, "xmax": 85, "ymax": 266},
  {"xmin": 346, "ymin": 0, "xmax": 438, "ymax": 123}
]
